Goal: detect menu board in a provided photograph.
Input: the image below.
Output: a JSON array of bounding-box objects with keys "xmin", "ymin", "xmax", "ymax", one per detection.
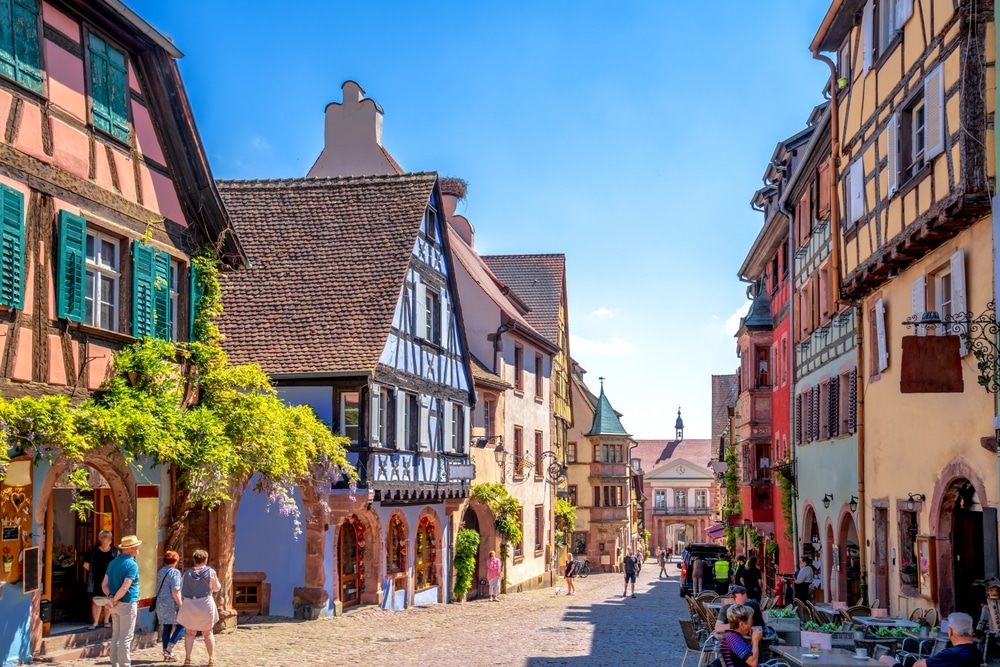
[{"xmin": 22, "ymin": 546, "xmax": 38, "ymax": 594}]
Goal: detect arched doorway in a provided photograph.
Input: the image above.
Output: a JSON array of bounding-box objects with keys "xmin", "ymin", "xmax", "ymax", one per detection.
[
  {"xmin": 45, "ymin": 465, "xmax": 117, "ymax": 626},
  {"xmin": 825, "ymin": 522, "xmax": 836, "ymax": 602},
  {"xmin": 338, "ymin": 516, "xmax": 365, "ymax": 609},
  {"xmin": 838, "ymin": 513, "xmax": 860, "ymax": 605},
  {"xmin": 385, "ymin": 513, "xmax": 408, "ymax": 609},
  {"xmin": 942, "ymin": 478, "xmax": 986, "ymax": 615}
]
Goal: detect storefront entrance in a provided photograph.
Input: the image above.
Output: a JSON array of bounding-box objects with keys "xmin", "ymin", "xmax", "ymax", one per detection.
[
  {"xmin": 45, "ymin": 469, "xmax": 116, "ymax": 628},
  {"xmin": 338, "ymin": 518, "xmax": 361, "ymax": 609}
]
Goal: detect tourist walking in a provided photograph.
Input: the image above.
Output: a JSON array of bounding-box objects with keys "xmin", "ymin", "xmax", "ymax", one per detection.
[
  {"xmin": 692, "ymin": 555, "xmax": 706, "ymax": 596},
  {"xmin": 658, "ymin": 548, "xmax": 667, "ymax": 578},
  {"xmin": 741, "ymin": 556, "xmax": 763, "ymax": 602},
  {"xmin": 564, "ymin": 555, "xmax": 576, "ymax": 596},
  {"xmin": 102, "ymin": 535, "xmax": 142, "ymax": 667},
  {"xmin": 155, "ymin": 550, "xmax": 185, "ymax": 662},
  {"xmin": 176, "ymin": 549, "xmax": 222, "ymax": 666},
  {"xmin": 83, "ymin": 530, "xmax": 118, "ymax": 630},
  {"xmin": 622, "ymin": 548, "xmax": 638, "ymax": 598},
  {"xmin": 486, "ymin": 550, "xmax": 501, "ymax": 601}
]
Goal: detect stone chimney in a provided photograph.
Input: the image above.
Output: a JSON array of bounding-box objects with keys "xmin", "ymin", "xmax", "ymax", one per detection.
[
  {"xmin": 307, "ymin": 81, "xmax": 403, "ymax": 178},
  {"xmin": 439, "ymin": 177, "xmax": 474, "ymax": 247}
]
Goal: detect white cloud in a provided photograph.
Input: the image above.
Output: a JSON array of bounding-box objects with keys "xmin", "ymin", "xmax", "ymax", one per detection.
[
  {"xmin": 724, "ymin": 301, "xmax": 751, "ymax": 336},
  {"xmin": 249, "ymin": 135, "xmax": 271, "ymax": 151},
  {"xmin": 589, "ymin": 307, "xmax": 614, "ymax": 320},
  {"xmin": 570, "ymin": 334, "xmax": 633, "ymax": 355}
]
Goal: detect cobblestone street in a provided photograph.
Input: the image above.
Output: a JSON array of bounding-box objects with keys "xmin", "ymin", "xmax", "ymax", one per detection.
[{"xmin": 56, "ymin": 558, "xmax": 688, "ymax": 667}]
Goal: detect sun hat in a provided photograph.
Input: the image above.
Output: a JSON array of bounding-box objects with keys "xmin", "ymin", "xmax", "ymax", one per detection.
[{"xmin": 118, "ymin": 535, "xmax": 142, "ymax": 549}]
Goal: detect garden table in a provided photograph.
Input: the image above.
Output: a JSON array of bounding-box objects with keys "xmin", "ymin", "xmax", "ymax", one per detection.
[{"xmin": 772, "ymin": 645, "xmax": 883, "ymax": 666}]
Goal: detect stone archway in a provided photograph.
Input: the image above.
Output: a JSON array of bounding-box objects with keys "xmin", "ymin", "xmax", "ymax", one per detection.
[
  {"xmin": 929, "ymin": 459, "xmax": 989, "ymax": 614},
  {"xmin": 837, "ymin": 510, "xmax": 860, "ymax": 605},
  {"xmin": 414, "ymin": 507, "xmax": 443, "ymax": 604},
  {"xmin": 825, "ymin": 520, "xmax": 836, "ymax": 602}
]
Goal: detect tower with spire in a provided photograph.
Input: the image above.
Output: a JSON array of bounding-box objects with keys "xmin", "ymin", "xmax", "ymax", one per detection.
[{"xmin": 675, "ymin": 406, "xmax": 684, "ymax": 442}]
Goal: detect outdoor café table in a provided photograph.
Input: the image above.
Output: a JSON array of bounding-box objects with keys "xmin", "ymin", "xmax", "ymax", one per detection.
[
  {"xmin": 901, "ymin": 630, "xmax": 949, "ymax": 655},
  {"xmin": 773, "ymin": 645, "xmax": 883, "ymax": 666},
  {"xmin": 853, "ymin": 616, "xmax": 920, "ymax": 628}
]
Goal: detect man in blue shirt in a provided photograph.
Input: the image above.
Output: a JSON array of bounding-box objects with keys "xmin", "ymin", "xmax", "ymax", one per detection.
[
  {"xmin": 102, "ymin": 535, "xmax": 142, "ymax": 667},
  {"xmin": 878, "ymin": 612, "xmax": 980, "ymax": 667}
]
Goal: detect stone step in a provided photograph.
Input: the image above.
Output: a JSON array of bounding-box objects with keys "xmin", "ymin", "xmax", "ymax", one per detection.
[{"xmin": 35, "ymin": 630, "xmax": 157, "ymax": 663}]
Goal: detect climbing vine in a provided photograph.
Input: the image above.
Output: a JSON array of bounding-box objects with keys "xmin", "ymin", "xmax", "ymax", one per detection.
[
  {"xmin": 553, "ymin": 498, "xmax": 576, "ymax": 549},
  {"xmin": 0, "ymin": 248, "xmax": 355, "ymax": 542},
  {"xmin": 776, "ymin": 470, "xmax": 794, "ymax": 541},
  {"xmin": 720, "ymin": 443, "xmax": 742, "ymax": 553},
  {"xmin": 470, "ymin": 483, "xmax": 522, "ymax": 561}
]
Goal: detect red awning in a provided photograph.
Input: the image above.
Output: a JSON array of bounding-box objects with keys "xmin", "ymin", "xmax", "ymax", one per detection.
[{"xmin": 706, "ymin": 523, "xmax": 726, "ymax": 539}]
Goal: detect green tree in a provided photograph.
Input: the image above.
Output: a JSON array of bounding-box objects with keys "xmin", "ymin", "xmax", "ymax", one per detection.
[{"xmin": 553, "ymin": 498, "xmax": 576, "ymax": 549}]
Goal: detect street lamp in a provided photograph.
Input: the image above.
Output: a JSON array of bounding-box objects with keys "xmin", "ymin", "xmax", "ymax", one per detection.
[
  {"xmin": 849, "ymin": 495, "xmax": 858, "ymax": 513},
  {"xmin": 822, "ymin": 493, "xmax": 833, "ymax": 509},
  {"xmin": 905, "ymin": 493, "xmax": 926, "ymax": 511}
]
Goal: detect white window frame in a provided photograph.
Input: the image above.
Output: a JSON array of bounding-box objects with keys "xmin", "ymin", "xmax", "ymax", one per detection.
[
  {"xmin": 695, "ymin": 490, "xmax": 708, "ymax": 509},
  {"xmin": 340, "ymin": 391, "xmax": 360, "ymax": 445},
  {"xmin": 85, "ymin": 231, "xmax": 120, "ymax": 331},
  {"xmin": 675, "ymin": 490, "xmax": 687, "ymax": 512},
  {"xmin": 655, "ymin": 490, "xmax": 665, "ymax": 509}
]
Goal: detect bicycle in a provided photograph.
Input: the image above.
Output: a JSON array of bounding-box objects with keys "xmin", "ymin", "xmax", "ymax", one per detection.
[{"xmin": 574, "ymin": 559, "xmax": 591, "ymax": 578}]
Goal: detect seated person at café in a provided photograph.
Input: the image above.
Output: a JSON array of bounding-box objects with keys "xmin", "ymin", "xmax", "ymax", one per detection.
[
  {"xmin": 878, "ymin": 612, "xmax": 980, "ymax": 667},
  {"xmin": 718, "ymin": 604, "xmax": 763, "ymax": 667},
  {"xmin": 715, "ymin": 585, "xmax": 775, "ymax": 639}
]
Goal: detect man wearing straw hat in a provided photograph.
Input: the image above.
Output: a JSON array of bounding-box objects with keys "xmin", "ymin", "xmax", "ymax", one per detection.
[{"xmin": 102, "ymin": 535, "xmax": 142, "ymax": 667}]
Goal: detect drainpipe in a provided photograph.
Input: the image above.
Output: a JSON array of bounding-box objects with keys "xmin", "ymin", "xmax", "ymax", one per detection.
[
  {"xmin": 812, "ymin": 49, "xmax": 868, "ymax": 604},
  {"xmin": 779, "ymin": 198, "xmax": 800, "ymax": 568}
]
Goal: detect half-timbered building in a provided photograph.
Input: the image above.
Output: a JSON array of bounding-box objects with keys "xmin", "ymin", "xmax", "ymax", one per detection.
[
  {"xmin": 0, "ymin": 1, "xmax": 243, "ymax": 662},
  {"xmin": 812, "ymin": 0, "xmax": 996, "ymax": 616},
  {"xmin": 217, "ymin": 173, "xmax": 475, "ymax": 615}
]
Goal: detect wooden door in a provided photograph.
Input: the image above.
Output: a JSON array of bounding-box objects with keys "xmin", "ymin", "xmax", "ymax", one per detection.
[
  {"xmin": 953, "ymin": 508, "xmax": 984, "ymax": 615},
  {"xmin": 339, "ymin": 522, "xmax": 360, "ymax": 608},
  {"xmin": 873, "ymin": 507, "xmax": 888, "ymax": 607}
]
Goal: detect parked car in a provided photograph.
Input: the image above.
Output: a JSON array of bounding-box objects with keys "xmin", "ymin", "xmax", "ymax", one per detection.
[{"xmin": 679, "ymin": 543, "xmax": 730, "ymax": 597}]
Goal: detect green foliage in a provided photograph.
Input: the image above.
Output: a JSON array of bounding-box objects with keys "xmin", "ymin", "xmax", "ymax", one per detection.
[
  {"xmin": 802, "ymin": 622, "xmax": 841, "ymax": 633},
  {"xmin": 553, "ymin": 498, "xmax": 576, "ymax": 548},
  {"xmin": 749, "ymin": 530, "xmax": 763, "ymax": 547},
  {"xmin": 720, "ymin": 443, "xmax": 741, "ymax": 552},
  {"xmin": 471, "ymin": 483, "xmax": 522, "ymax": 560},
  {"xmin": 776, "ymin": 471, "xmax": 794, "ymax": 541},
  {"xmin": 0, "ymin": 249, "xmax": 356, "ymax": 528},
  {"xmin": 770, "ymin": 606, "xmax": 798, "ymax": 619},
  {"xmin": 452, "ymin": 528, "xmax": 480, "ymax": 599},
  {"xmin": 765, "ymin": 540, "xmax": 779, "ymax": 555}
]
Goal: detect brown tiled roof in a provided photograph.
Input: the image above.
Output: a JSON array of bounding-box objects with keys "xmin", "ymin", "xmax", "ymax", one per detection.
[
  {"xmin": 215, "ymin": 173, "xmax": 437, "ymax": 375},
  {"xmin": 632, "ymin": 439, "xmax": 714, "ymax": 474},
  {"xmin": 481, "ymin": 254, "xmax": 565, "ymax": 346},
  {"xmin": 711, "ymin": 374, "xmax": 738, "ymax": 458},
  {"xmin": 471, "ymin": 354, "xmax": 510, "ymax": 389}
]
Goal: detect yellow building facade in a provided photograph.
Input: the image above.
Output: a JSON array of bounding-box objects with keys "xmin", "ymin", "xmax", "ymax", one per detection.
[{"xmin": 812, "ymin": 0, "xmax": 996, "ymax": 617}]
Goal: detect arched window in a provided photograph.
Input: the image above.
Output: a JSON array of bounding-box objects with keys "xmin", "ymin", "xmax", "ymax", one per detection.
[
  {"xmin": 414, "ymin": 517, "xmax": 437, "ymax": 590},
  {"xmin": 387, "ymin": 515, "xmax": 406, "ymax": 575}
]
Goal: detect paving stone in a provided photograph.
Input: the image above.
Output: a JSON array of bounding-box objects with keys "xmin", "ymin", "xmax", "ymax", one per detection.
[{"xmin": 52, "ymin": 558, "xmax": 690, "ymax": 666}]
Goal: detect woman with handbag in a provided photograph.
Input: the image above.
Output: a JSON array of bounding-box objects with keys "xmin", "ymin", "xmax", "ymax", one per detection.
[
  {"xmin": 154, "ymin": 550, "xmax": 185, "ymax": 662},
  {"xmin": 175, "ymin": 549, "xmax": 221, "ymax": 666}
]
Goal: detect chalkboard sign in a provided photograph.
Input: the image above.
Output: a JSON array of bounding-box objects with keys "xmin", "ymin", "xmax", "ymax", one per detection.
[
  {"xmin": 1, "ymin": 526, "xmax": 17, "ymax": 541},
  {"xmin": 22, "ymin": 546, "xmax": 38, "ymax": 594}
]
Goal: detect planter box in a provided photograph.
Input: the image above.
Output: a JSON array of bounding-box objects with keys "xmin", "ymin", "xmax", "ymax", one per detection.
[
  {"xmin": 800, "ymin": 630, "xmax": 832, "ymax": 650},
  {"xmin": 768, "ymin": 617, "xmax": 801, "ymax": 632}
]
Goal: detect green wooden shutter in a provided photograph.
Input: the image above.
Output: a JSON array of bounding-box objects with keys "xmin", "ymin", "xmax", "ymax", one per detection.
[
  {"xmin": 88, "ymin": 33, "xmax": 129, "ymax": 143},
  {"xmin": 11, "ymin": 0, "xmax": 41, "ymax": 94},
  {"xmin": 0, "ymin": 0, "xmax": 16, "ymax": 83},
  {"xmin": 153, "ymin": 250, "xmax": 170, "ymax": 340},
  {"xmin": 56, "ymin": 210, "xmax": 86, "ymax": 322},
  {"xmin": 131, "ymin": 241, "xmax": 154, "ymax": 338},
  {"xmin": 0, "ymin": 185, "xmax": 24, "ymax": 310},
  {"xmin": 188, "ymin": 262, "xmax": 202, "ymax": 342}
]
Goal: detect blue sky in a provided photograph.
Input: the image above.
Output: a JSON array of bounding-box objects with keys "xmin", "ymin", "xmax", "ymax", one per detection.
[{"xmin": 128, "ymin": 1, "xmax": 832, "ymax": 439}]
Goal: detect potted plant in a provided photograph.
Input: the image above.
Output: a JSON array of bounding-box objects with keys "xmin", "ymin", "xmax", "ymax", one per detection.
[
  {"xmin": 452, "ymin": 528, "xmax": 480, "ymax": 602},
  {"xmin": 800, "ymin": 622, "xmax": 839, "ymax": 650},
  {"xmin": 2, "ymin": 547, "xmax": 13, "ymax": 574},
  {"xmin": 900, "ymin": 561, "xmax": 918, "ymax": 585}
]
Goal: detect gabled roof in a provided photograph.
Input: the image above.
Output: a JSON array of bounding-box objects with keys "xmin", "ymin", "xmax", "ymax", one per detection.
[
  {"xmin": 215, "ymin": 173, "xmax": 438, "ymax": 375},
  {"xmin": 645, "ymin": 457, "xmax": 715, "ymax": 481},
  {"xmin": 586, "ymin": 387, "xmax": 630, "ymax": 437},
  {"xmin": 632, "ymin": 439, "xmax": 714, "ymax": 474},
  {"xmin": 481, "ymin": 254, "xmax": 566, "ymax": 347},
  {"xmin": 449, "ymin": 231, "xmax": 557, "ymax": 354}
]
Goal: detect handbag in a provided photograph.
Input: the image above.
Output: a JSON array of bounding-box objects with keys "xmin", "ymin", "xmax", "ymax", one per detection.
[{"xmin": 149, "ymin": 570, "xmax": 167, "ymax": 630}]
